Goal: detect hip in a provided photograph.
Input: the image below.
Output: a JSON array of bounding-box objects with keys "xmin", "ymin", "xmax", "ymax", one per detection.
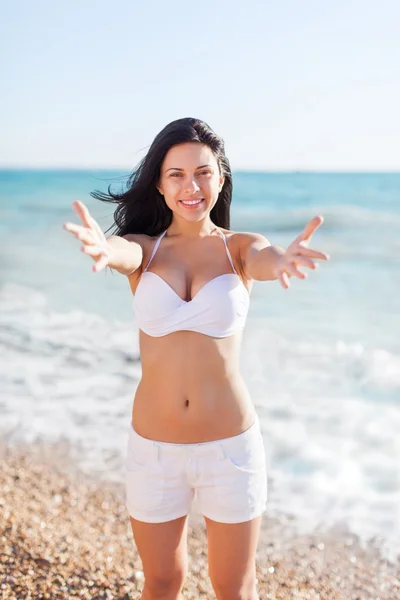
[{"xmin": 125, "ymin": 412, "xmax": 267, "ymax": 523}]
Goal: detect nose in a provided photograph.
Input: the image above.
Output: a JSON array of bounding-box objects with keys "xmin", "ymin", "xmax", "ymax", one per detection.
[{"xmin": 184, "ymin": 177, "xmax": 200, "ymax": 195}]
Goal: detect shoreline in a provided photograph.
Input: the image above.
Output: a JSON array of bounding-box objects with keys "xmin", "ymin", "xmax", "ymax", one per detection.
[{"xmin": 1, "ymin": 438, "xmax": 399, "ymax": 599}]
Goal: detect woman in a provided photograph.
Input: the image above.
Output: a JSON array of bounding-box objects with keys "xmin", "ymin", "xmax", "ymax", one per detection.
[{"xmin": 64, "ymin": 118, "xmax": 329, "ymax": 600}]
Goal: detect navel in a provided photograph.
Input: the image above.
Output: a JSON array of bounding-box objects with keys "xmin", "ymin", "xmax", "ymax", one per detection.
[{"xmin": 184, "ymin": 398, "xmax": 189, "ymax": 408}]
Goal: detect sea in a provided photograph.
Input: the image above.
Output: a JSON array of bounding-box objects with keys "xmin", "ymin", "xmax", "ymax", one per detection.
[{"xmin": 1, "ymin": 169, "xmax": 399, "ymax": 562}]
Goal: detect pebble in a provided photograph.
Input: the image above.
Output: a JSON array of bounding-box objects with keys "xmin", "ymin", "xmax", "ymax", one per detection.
[{"xmin": 0, "ymin": 439, "xmax": 399, "ymax": 599}]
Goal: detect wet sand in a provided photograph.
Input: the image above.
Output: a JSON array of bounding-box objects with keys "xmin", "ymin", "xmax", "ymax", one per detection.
[{"xmin": 0, "ymin": 439, "xmax": 399, "ymax": 599}]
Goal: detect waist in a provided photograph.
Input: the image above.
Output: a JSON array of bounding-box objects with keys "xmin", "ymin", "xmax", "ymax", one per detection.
[
  {"xmin": 128, "ymin": 412, "xmax": 260, "ymax": 454},
  {"xmin": 132, "ymin": 375, "xmax": 254, "ymax": 442},
  {"xmin": 134, "ymin": 330, "xmax": 250, "ymax": 441},
  {"xmin": 136, "ymin": 371, "xmax": 250, "ymax": 402},
  {"xmin": 137, "ymin": 322, "xmax": 246, "ymax": 338},
  {"xmin": 139, "ymin": 328, "xmax": 242, "ymax": 372}
]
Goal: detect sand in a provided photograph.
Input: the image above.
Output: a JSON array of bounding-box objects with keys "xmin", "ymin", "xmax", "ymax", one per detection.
[{"xmin": 0, "ymin": 438, "xmax": 399, "ymax": 600}]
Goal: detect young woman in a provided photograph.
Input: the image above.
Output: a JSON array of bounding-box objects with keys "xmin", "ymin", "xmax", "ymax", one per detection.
[{"xmin": 64, "ymin": 118, "xmax": 329, "ymax": 600}]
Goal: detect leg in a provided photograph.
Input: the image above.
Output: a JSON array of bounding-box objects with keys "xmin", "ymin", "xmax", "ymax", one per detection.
[
  {"xmin": 205, "ymin": 515, "xmax": 262, "ymax": 600},
  {"xmin": 130, "ymin": 514, "xmax": 189, "ymax": 600}
]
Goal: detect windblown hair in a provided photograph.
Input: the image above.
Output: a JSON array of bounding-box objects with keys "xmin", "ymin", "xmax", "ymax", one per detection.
[{"xmin": 91, "ymin": 117, "xmax": 233, "ymax": 237}]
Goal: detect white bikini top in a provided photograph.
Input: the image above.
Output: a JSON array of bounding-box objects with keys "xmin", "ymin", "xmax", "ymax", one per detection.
[{"xmin": 133, "ymin": 226, "xmax": 250, "ymax": 338}]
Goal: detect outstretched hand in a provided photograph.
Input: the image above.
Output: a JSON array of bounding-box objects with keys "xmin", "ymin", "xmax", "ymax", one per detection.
[
  {"xmin": 63, "ymin": 201, "xmax": 111, "ymax": 273},
  {"xmin": 274, "ymin": 215, "xmax": 330, "ymax": 289}
]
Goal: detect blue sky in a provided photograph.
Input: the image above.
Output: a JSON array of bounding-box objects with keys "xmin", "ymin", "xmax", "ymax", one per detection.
[{"xmin": 2, "ymin": 0, "xmax": 400, "ymax": 170}]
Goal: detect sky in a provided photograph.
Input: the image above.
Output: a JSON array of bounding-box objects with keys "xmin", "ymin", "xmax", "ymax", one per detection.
[{"xmin": 2, "ymin": 0, "xmax": 400, "ymax": 171}]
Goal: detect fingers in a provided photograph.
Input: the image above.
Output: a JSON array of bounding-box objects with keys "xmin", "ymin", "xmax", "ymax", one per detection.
[
  {"xmin": 72, "ymin": 200, "xmax": 106, "ymax": 242},
  {"xmin": 72, "ymin": 200, "xmax": 93, "ymax": 229},
  {"xmin": 278, "ymin": 271, "xmax": 290, "ymax": 289},
  {"xmin": 291, "ymin": 215, "xmax": 325, "ymax": 247},
  {"xmin": 65, "ymin": 200, "xmax": 106, "ymax": 246},
  {"xmin": 89, "ymin": 214, "xmax": 107, "ymax": 241},
  {"xmin": 299, "ymin": 215, "xmax": 324, "ymax": 242},
  {"xmin": 64, "ymin": 222, "xmax": 96, "ymax": 245},
  {"xmin": 64, "ymin": 222, "xmax": 82, "ymax": 235},
  {"xmin": 81, "ymin": 244, "xmax": 109, "ymax": 272},
  {"xmin": 81, "ymin": 244, "xmax": 103, "ymax": 257},
  {"xmin": 297, "ymin": 245, "xmax": 330, "ymax": 260},
  {"xmin": 93, "ymin": 254, "xmax": 109, "ymax": 272},
  {"xmin": 291, "ymin": 255, "xmax": 317, "ymax": 270},
  {"xmin": 64, "ymin": 205, "xmax": 109, "ymax": 274},
  {"xmin": 277, "ymin": 245, "xmax": 330, "ymax": 289},
  {"xmin": 284, "ymin": 262, "xmax": 307, "ymax": 280},
  {"xmin": 278, "ymin": 266, "xmax": 307, "ymax": 289}
]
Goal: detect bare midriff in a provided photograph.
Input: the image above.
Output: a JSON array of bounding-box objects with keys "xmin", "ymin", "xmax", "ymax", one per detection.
[{"xmin": 132, "ymin": 329, "xmax": 256, "ymax": 443}]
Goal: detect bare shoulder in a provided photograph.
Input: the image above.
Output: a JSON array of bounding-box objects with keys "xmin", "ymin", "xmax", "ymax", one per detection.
[
  {"xmin": 121, "ymin": 232, "xmax": 160, "ymax": 284},
  {"xmin": 121, "ymin": 232, "xmax": 148, "ymax": 246},
  {"xmin": 219, "ymin": 229, "xmax": 271, "ymax": 254},
  {"xmin": 121, "ymin": 231, "xmax": 161, "ymax": 252},
  {"xmin": 218, "ymin": 229, "xmax": 270, "ymax": 282}
]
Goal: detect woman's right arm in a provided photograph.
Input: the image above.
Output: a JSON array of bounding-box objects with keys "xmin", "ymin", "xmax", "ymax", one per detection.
[
  {"xmin": 64, "ymin": 200, "xmax": 144, "ymax": 277},
  {"xmin": 106, "ymin": 234, "xmax": 143, "ymax": 276}
]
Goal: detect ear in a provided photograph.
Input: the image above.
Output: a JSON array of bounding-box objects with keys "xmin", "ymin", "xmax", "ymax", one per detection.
[
  {"xmin": 218, "ymin": 175, "xmax": 225, "ymax": 192},
  {"xmin": 156, "ymin": 182, "xmax": 164, "ymax": 196}
]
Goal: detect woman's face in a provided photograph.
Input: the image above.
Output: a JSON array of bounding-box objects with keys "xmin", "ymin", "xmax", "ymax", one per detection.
[{"xmin": 157, "ymin": 142, "xmax": 225, "ymax": 222}]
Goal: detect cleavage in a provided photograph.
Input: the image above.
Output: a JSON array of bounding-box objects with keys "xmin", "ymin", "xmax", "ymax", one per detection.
[{"xmin": 147, "ymin": 268, "xmax": 229, "ymax": 303}]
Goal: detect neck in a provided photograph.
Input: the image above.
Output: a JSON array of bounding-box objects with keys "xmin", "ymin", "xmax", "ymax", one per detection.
[{"xmin": 166, "ymin": 216, "xmax": 218, "ymax": 239}]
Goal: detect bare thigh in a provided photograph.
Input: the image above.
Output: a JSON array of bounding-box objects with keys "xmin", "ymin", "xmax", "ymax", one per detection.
[
  {"xmin": 130, "ymin": 515, "xmax": 189, "ymax": 583},
  {"xmin": 205, "ymin": 515, "xmax": 262, "ymax": 599}
]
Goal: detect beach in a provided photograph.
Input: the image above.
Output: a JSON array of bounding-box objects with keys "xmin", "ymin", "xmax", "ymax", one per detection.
[
  {"xmin": 1, "ymin": 170, "xmax": 400, "ymax": 598},
  {"xmin": 3, "ymin": 0, "xmax": 400, "ymax": 594},
  {"xmin": 1, "ymin": 438, "xmax": 398, "ymax": 600}
]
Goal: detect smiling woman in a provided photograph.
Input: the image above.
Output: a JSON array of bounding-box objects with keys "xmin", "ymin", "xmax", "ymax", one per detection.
[
  {"xmin": 90, "ymin": 117, "xmax": 233, "ymax": 236},
  {"xmin": 156, "ymin": 143, "xmax": 225, "ymax": 219},
  {"xmin": 63, "ymin": 117, "xmax": 329, "ymax": 600}
]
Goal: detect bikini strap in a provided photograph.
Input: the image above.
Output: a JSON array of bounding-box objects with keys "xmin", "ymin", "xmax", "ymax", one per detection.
[
  {"xmin": 143, "ymin": 230, "xmax": 168, "ymax": 272},
  {"xmin": 215, "ymin": 226, "xmax": 238, "ymax": 275}
]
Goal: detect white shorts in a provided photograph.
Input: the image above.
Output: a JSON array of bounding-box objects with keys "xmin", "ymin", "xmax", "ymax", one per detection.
[{"xmin": 125, "ymin": 414, "xmax": 267, "ymax": 524}]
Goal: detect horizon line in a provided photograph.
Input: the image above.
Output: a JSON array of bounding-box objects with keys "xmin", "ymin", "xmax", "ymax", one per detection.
[{"xmin": 1, "ymin": 166, "xmax": 400, "ymax": 174}]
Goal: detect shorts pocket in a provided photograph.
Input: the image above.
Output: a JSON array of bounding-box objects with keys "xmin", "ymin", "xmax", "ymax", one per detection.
[
  {"xmin": 209, "ymin": 425, "xmax": 268, "ymax": 518},
  {"xmin": 125, "ymin": 448, "xmax": 150, "ymax": 472},
  {"xmin": 222, "ymin": 430, "xmax": 266, "ymax": 474},
  {"xmin": 125, "ymin": 433, "xmax": 165, "ymax": 516},
  {"xmin": 213, "ymin": 451, "xmax": 267, "ymax": 516},
  {"xmin": 125, "ymin": 430, "xmax": 156, "ymax": 472}
]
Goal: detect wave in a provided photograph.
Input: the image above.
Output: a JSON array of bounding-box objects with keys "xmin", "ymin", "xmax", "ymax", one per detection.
[
  {"xmin": 2, "ymin": 282, "xmax": 399, "ymax": 561},
  {"xmin": 232, "ymin": 204, "xmax": 400, "ymax": 234},
  {"xmin": 0, "ymin": 283, "xmax": 141, "ymax": 393}
]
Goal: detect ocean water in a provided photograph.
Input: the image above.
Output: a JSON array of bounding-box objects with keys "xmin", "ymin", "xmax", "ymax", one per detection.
[{"xmin": 1, "ymin": 169, "xmax": 399, "ymax": 562}]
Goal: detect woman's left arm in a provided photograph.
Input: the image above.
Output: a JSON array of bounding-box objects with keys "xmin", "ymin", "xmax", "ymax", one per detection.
[{"xmin": 240, "ymin": 215, "xmax": 330, "ymax": 289}]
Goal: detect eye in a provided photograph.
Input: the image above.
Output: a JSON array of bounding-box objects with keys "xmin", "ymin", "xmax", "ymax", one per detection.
[
  {"xmin": 199, "ymin": 170, "xmax": 211, "ymax": 176},
  {"xmin": 170, "ymin": 172, "xmax": 183, "ymax": 177}
]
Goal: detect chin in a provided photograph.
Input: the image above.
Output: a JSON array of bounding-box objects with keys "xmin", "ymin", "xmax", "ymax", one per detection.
[{"xmin": 182, "ymin": 213, "xmax": 209, "ymax": 222}]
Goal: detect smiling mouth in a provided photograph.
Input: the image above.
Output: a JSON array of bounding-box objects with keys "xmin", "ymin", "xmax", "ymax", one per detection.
[{"xmin": 179, "ymin": 198, "xmax": 204, "ymax": 207}]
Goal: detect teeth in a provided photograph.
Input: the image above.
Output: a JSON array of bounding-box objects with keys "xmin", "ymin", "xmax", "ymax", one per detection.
[{"xmin": 181, "ymin": 199, "xmax": 203, "ymax": 205}]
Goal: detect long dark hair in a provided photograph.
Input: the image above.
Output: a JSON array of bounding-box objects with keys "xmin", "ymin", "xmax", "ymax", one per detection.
[{"xmin": 91, "ymin": 117, "xmax": 233, "ymax": 237}]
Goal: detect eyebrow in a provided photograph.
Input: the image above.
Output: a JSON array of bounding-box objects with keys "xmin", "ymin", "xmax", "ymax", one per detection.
[{"xmin": 166, "ymin": 164, "xmax": 212, "ymax": 172}]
